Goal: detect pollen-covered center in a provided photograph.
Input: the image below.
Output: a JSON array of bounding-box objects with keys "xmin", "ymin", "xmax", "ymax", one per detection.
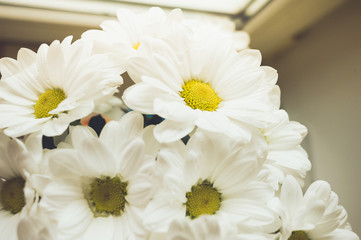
[
  {"xmin": 89, "ymin": 176, "xmax": 127, "ymax": 216},
  {"xmin": 185, "ymin": 180, "xmax": 222, "ymax": 219},
  {"xmin": 34, "ymin": 88, "xmax": 66, "ymax": 119},
  {"xmin": 288, "ymin": 230, "xmax": 310, "ymax": 240},
  {"xmin": 0, "ymin": 177, "xmax": 26, "ymax": 214},
  {"xmin": 180, "ymin": 80, "xmax": 222, "ymax": 111}
]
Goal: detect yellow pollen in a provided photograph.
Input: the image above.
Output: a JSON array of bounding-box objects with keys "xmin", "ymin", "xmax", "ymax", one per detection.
[
  {"xmin": 89, "ymin": 176, "xmax": 127, "ymax": 216},
  {"xmin": 288, "ymin": 231, "xmax": 310, "ymax": 240},
  {"xmin": 185, "ymin": 180, "xmax": 222, "ymax": 219},
  {"xmin": 34, "ymin": 88, "xmax": 66, "ymax": 119},
  {"xmin": 0, "ymin": 177, "xmax": 26, "ymax": 214},
  {"xmin": 180, "ymin": 80, "xmax": 221, "ymax": 111},
  {"xmin": 133, "ymin": 42, "xmax": 141, "ymax": 50}
]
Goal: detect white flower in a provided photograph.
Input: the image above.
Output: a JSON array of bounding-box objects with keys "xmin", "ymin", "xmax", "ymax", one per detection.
[
  {"xmin": 144, "ymin": 130, "xmax": 279, "ymax": 236},
  {"xmin": 82, "ymin": 7, "xmax": 190, "ymax": 76},
  {"xmin": 123, "ymin": 37, "xmax": 279, "ymax": 143},
  {"xmin": 271, "ymin": 175, "xmax": 359, "ymax": 240},
  {"xmin": 260, "ymin": 110, "xmax": 311, "ymax": 189},
  {"xmin": 0, "ymin": 133, "xmax": 47, "ymax": 240},
  {"xmin": 41, "ymin": 112, "xmax": 158, "ymax": 239},
  {"xmin": 0, "ymin": 36, "xmax": 123, "ymax": 138}
]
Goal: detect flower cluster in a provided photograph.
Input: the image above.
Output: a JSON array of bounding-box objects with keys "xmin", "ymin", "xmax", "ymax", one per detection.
[{"xmin": 0, "ymin": 7, "xmax": 359, "ymax": 240}]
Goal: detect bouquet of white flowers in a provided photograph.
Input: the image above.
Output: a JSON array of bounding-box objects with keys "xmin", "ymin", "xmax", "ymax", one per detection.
[{"xmin": 0, "ymin": 7, "xmax": 359, "ymax": 240}]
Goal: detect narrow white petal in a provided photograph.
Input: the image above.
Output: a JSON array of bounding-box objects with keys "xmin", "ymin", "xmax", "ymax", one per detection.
[
  {"xmin": 78, "ymin": 137, "xmax": 117, "ymax": 177},
  {"xmin": 81, "ymin": 217, "xmax": 114, "ymax": 240},
  {"xmin": 280, "ymin": 175, "xmax": 303, "ymax": 216},
  {"xmin": 153, "ymin": 119, "xmax": 195, "ymax": 143}
]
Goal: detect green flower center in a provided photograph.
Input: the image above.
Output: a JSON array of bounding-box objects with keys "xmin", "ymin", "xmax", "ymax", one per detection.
[
  {"xmin": 89, "ymin": 176, "xmax": 127, "ymax": 216},
  {"xmin": 0, "ymin": 177, "xmax": 26, "ymax": 214},
  {"xmin": 180, "ymin": 80, "xmax": 222, "ymax": 111},
  {"xmin": 34, "ymin": 88, "xmax": 66, "ymax": 119},
  {"xmin": 288, "ymin": 231, "xmax": 310, "ymax": 240},
  {"xmin": 185, "ymin": 180, "xmax": 222, "ymax": 219}
]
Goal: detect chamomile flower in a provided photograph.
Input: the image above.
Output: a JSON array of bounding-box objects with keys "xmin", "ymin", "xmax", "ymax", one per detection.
[
  {"xmin": 145, "ymin": 130, "xmax": 280, "ymax": 236},
  {"xmin": 271, "ymin": 175, "xmax": 359, "ymax": 240},
  {"xmin": 82, "ymin": 7, "xmax": 190, "ymax": 76},
  {"xmin": 259, "ymin": 110, "xmax": 311, "ymax": 189},
  {"xmin": 41, "ymin": 111, "xmax": 159, "ymax": 239},
  {"xmin": 123, "ymin": 38, "xmax": 280, "ymax": 143},
  {"xmin": 0, "ymin": 36, "xmax": 123, "ymax": 138},
  {"xmin": 0, "ymin": 133, "xmax": 48, "ymax": 240}
]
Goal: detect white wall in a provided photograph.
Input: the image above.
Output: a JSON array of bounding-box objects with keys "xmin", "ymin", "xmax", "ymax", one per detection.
[{"xmin": 270, "ymin": 0, "xmax": 361, "ymax": 236}]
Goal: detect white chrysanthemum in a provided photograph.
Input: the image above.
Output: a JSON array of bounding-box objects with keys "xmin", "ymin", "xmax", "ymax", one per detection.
[
  {"xmin": 271, "ymin": 175, "xmax": 359, "ymax": 240},
  {"xmin": 123, "ymin": 38, "xmax": 280, "ymax": 143},
  {"xmin": 145, "ymin": 130, "xmax": 280, "ymax": 236},
  {"xmin": 259, "ymin": 110, "xmax": 311, "ymax": 189},
  {"xmin": 0, "ymin": 133, "xmax": 48, "ymax": 240},
  {"xmin": 82, "ymin": 7, "xmax": 190, "ymax": 75},
  {"xmin": 41, "ymin": 112, "xmax": 158, "ymax": 240},
  {"xmin": 0, "ymin": 36, "xmax": 123, "ymax": 138}
]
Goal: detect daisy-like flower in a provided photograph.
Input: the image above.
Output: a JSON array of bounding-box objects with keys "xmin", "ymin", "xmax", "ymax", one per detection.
[
  {"xmin": 41, "ymin": 111, "xmax": 159, "ymax": 239},
  {"xmin": 271, "ymin": 175, "xmax": 360, "ymax": 240},
  {"xmin": 82, "ymin": 7, "xmax": 190, "ymax": 76},
  {"xmin": 123, "ymin": 37, "xmax": 280, "ymax": 143},
  {"xmin": 144, "ymin": 129, "xmax": 280, "ymax": 236},
  {"xmin": 0, "ymin": 36, "xmax": 123, "ymax": 138},
  {"xmin": 0, "ymin": 133, "xmax": 48, "ymax": 240},
  {"xmin": 259, "ymin": 110, "xmax": 311, "ymax": 189}
]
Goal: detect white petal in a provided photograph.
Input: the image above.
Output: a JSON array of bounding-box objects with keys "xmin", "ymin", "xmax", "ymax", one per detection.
[
  {"xmin": 312, "ymin": 228, "xmax": 360, "ymax": 240},
  {"xmin": 46, "ymin": 41, "xmax": 65, "ymax": 88},
  {"xmin": 144, "ymin": 195, "xmax": 185, "ymax": 232},
  {"xmin": 81, "ymin": 217, "xmax": 114, "ymax": 240},
  {"xmin": 154, "ymin": 119, "xmax": 195, "ymax": 143},
  {"xmin": 195, "ymin": 111, "xmax": 230, "ymax": 133},
  {"xmin": 78, "ymin": 137, "xmax": 117, "ymax": 177},
  {"xmin": 122, "ymin": 83, "xmax": 162, "ymax": 113},
  {"xmin": 57, "ymin": 200, "xmax": 93, "ymax": 238},
  {"xmin": 126, "ymin": 161, "xmax": 156, "ymax": 207},
  {"xmin": 153, "ymin": 97, "xmax": 195, "ymax": 121},
  {"xmin": 280, "ymin": 175, "xmax": 303, "ymax": 216},
  {"xmin": 118, "ymin": 138, "xmax": 145, "ymax": 178}
]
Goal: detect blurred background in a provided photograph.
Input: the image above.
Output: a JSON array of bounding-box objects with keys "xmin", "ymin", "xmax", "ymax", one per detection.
[{"xmin": 0, "ymin": 0, "xmax": 360, "ymax": 236}]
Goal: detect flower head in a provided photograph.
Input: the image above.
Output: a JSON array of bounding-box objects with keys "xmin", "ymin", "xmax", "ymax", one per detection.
[
  {"xmin": 145, "ymin": 130, "xmax": 279, "ymax": 236},
  {"xmin": 123, "ymin": 38, "xmax": 279, "ymax": 143},
  {"xmin": 0, "ymin": 133, "xmax": 47, "ymax": 240},
  {"xmin": 0, "ymin": 36, "xmax": 123, "ymax": 137},
  {"xmin": 41, "ymin": 111, "xmax": 158, "ymax": 239},
  {"xmin": 82, "ymin": 7, "xmax": 190, "ymax": 76},
  {"xmin": 271, "ymin": 175, "xmax": 359, "ymax": 240}
]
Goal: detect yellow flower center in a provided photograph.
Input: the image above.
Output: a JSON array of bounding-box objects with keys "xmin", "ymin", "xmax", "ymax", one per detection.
[
  {"xmin": 185, "ymin": 180, "xmax": 222, "ymax": 219},
  {"xmin": 288, "ymin": 231, "xmax": 310, "ymax": 240},
  {"xmin": 34, "ymin": 88, "xmax": 66, "ymax": 119},
  {"xmin": 133, "ymin": 42, "xmax": 141, "ymax": 50},
  {"xmin": 88, "ymin": 176, "xmax": 127, "ymax": 216},
  {"xmin": 0, "ymin": 177, "xmax": 26, "ymax": 214},
  {"xmin": 180, "ymin": 80, "xmax": 221, "ymax": 111}
]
